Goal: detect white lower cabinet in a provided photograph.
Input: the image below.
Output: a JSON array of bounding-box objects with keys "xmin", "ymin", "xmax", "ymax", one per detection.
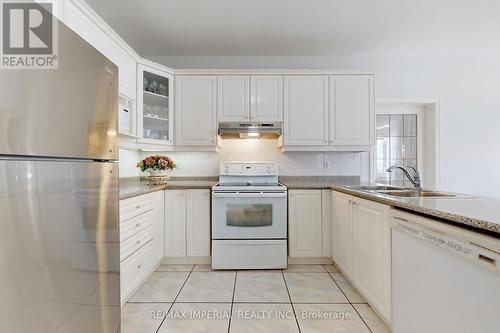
[
  {"xmin": 352, "ymin": 197, "xmax": 391, "ymax": 323},
  {"xmin": 120, "ymin": 192, "xmax": 164, "ymax": 304},
  {"xmin": 289, "ymin": 190, "xmax": 329, "ymax": 258},
  {"xmin": 331, "ymin": 190, "xmax": 392, "ymax": 325},
  {"xmin": 165, "ymin": 189, "xmax": 211, "ymax": 258},
  {"xmin": 164, "ymin": 190, "xmax": 187, "ymax": 257},
  {"xmin": 152, "ymin": 191, "xmax": 165, "ymax": 265},
  {"xmin": 331, "ymin": 191, "xmax": 353, "ymax": 276},
  {"xmin": 186, "ymin": 190, "xmax": 211, "ymax": 257},
  {"xmin": 121, "ymin": 242, "xmax": 153, "ymax": 303}
]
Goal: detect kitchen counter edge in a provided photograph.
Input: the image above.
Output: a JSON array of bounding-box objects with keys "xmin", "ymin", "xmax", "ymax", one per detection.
[
  {"xmin": 331, "ymin": 185, "xmax": 500, "ymax": 235},
  {"xmin": 120, "ymin": 178, "xmax": 218, "ymax": 200}
]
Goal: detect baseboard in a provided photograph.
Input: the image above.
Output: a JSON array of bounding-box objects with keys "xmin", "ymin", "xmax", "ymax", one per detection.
[
  {"xmin": 288, "ymin": 257, "xmax": 334, "ymax": 265},
  {"xmin": 163, "ymin": 256, "xmax": 211, "ymax": 265},
  {"xmin": 161, "ymin": 256, "xmax": 333, "ymax": 265}
]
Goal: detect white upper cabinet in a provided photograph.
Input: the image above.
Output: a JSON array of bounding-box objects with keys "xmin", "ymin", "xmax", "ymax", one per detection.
[
  {"xmin": 329, "ymin": 75, "xmax": 374, "ymax": 146},
  {"xmin": 284, "ymin": 76, "xmax": 329, "ymax": 146},
  {"xmin": 217, "ymin": 75, "xmax": 283, "ymax": 123},
  {"xmin": 175, "ymin": 76, "xmax": 217, "ymax": 146},
  {"xmin": 137, "ymin": 63, "xmax": 174, "ymax": 145},
  {"xmin": 251, "ymin": 76, "xmax": 283, "ymax": 122},
  {"xmin": 62, "ymin": 0, "xmax": 137, "ymax": 100},
  {"xmin": 217, "ymin": 76, "xmax": 250, "ymax": 122}
]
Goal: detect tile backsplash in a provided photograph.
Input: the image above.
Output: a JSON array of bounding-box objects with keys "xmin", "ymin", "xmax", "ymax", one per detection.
[{"xmin": 119, "ymin": 139, "xmax": 370, "ymax": 181}]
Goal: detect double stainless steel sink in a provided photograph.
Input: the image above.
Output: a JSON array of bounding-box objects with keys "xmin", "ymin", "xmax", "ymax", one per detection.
[{"xmin": 347, "ymin": 185, "xmax": 459, "ymax": 198}]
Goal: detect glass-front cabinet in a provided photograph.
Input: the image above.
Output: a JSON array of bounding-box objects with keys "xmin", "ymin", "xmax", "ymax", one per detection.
[{"xmin": 137, "ymin": 63, "xmax": 174, "ymax": 145}]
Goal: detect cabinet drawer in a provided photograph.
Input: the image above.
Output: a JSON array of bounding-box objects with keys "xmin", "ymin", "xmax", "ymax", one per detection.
[
  {"xmin": 120, "ymin": 226, "xmax": 153, "ymax": 262},
  {"xmin": 121, "ymin": 242, "xmax": 153, "ymax": 301},
  {"xmin": 120, "ymin": 211, "xmax": 153, "ymax": 241},
  {"xmin": 120, "ymin": 194, "xmax": 154, "ymax": 222}
]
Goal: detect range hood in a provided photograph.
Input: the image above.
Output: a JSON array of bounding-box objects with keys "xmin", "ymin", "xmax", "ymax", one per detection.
[{"xmin": 218, "ymin": 122, "xmax": 282, "ymax": 139}]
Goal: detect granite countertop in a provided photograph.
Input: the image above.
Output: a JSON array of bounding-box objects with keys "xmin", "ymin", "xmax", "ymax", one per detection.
[
  {"xmin": 120, "ymin": 175, "xmax": 362, "ymax": 199},
  {"xmin": 120, "ymin": 177, "xmax": 218, "ymax": 200},
  {"xmin": 279, "ymin": 176, "xmax": 361, "ymax": 189},
  {"xmin": 120, "ymin": 176, "xmax": 500, "ymax": 235},
  {"xmin": 331, "ymin": 185, "xmax": 500, "ymax": 235}
]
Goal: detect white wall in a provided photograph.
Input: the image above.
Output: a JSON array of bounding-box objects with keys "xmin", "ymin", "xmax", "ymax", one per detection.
[
  {"xmin": 147, "ymin": 55, "xmax": 500, "ymax": 198},
  {"xmin": 119, "ymin": 149, "xmax": 143, "ymax": 178},
  {"xmin": 119, "ymin": 139, "xmax": 369, "ymax": 180}
]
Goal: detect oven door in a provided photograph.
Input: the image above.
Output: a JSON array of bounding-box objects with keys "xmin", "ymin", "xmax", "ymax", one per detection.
[{"xmin": 212, "ymin": 191, "xmax": 287, "ymax": 239}]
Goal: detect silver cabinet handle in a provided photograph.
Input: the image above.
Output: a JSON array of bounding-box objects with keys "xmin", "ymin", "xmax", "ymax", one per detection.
[
  {"xmin": 136, "ymin": 204, "xmax": 141, "ymax": 209},
  {"xmin": 136, "ymin": 223, "xmax": 141, "ymax": 227},
  {"xmin": 137, "ymin": 264, "xmax": 142, "ymax": 269}
]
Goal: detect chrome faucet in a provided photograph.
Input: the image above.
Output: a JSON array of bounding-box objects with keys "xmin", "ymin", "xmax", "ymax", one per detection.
[{"xmin": 387, "ymin": 165, "xmax": 422, "ymax": 190}]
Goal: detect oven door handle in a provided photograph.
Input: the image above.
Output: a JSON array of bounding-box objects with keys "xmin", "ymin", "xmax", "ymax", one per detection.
[{"xmin": 212, "ymin": 192, "xmax": 287, "ymax": 198}]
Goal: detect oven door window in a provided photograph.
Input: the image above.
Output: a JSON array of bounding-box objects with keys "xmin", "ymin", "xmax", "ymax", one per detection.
[{"xmin": 226, "ymin": 204, "xmax": 272, "ymax": 227}]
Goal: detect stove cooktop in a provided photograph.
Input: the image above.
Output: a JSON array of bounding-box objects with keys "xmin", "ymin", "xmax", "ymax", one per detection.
[
  {"xmin": 215, "ymin": 182, "xmax": 279, "ymax": 187},
  {"xmin": 212, "ymin": 182, "xmax": 287, "ymax": 192}
]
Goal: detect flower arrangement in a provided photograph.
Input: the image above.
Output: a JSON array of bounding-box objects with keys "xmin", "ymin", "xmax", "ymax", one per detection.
[{"xmin": 137, "ymin": 155, "xmax": 176, "ymax": 173}]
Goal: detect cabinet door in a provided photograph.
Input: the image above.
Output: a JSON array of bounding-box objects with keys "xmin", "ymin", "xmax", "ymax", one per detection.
[
  {"xmin": 250, "ymin": 76, "xmax": 283, "ymax": 122},
  {"xmin": 288, "ymin": 190, "xmax": 323, "ymax": 257},
  {"xmin": 62, "ymin": 0, "xmax": 136, "ymax": 99},
  {"xmin": 164, "ymin": 190, "xmax": 187, "ymax": 257},
  {"xmin": 138, "ymin": 64, "xmax": 174, "ymax": 145},
  {"xmin": 352, "ymin": 197, "xmax": 391, "ymax": 322},
  {"xmin": 217, "ymin": 76, "xmax": 250, "ymax": 122},
  {"xmin": 175, "ymin": 76, "xmax": 217, "ymax": 146},
  {"xmin": 329, "ymin": 75, "xmax": 374, "ymax": 146},
  {"xmin": 331, "ymin": 191, "xmax": 353, "ymax": 276},
  {"xmin": 152, "ymin": 191, "xmax": 165, "ymax": 265},
  {"xmin": 284, "ymin": 76, "xmax": 329, "ymax": 146},
  {"xmin": 186, "ymin": 190, "xmax": 211, "ymax": 257}
]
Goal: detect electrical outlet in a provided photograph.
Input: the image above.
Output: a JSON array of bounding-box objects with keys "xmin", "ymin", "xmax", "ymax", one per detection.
[{"xmin": 316, "ymin": 154, "xmax": 324, "ymax": 169}]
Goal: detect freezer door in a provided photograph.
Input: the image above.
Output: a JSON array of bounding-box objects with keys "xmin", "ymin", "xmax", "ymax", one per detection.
[
  {"xmin": 0, "ymin": 15, "xmax": 118, "ymax": 160},
  {"xmin": 0, "ymin": 159, "xmax": 120, "ymax": 333}
]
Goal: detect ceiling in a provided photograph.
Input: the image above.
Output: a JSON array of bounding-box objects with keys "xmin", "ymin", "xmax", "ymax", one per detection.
[{"xmin": 85, "ymin": 0, "xmax": 500, "ymax": 57}]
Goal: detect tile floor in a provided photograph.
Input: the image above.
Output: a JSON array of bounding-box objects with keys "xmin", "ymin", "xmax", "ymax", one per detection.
[{"xmin": 122, "ymin": 264, "xmax": 391, "ymax": 333}]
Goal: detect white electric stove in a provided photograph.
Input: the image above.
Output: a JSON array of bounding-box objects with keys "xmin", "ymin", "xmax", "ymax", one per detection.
[{"xmin": 211, "ymin": 162, "xmax": 288, "ymax": 269}]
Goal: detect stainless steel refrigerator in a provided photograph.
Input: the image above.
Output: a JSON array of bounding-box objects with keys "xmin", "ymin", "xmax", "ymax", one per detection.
[{"xmin": 0, "ymin": 9, "xmax": 121, "ymax": 333}]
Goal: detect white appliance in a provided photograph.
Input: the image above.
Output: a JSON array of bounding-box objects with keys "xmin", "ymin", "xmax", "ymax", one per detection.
[
  {"xmin": 392, "ymin": 216, "xmax": 500, "ymax": 333},
  {"xmin": 212, "ymin": 162, "xmax": 288, "ymax": 269}
]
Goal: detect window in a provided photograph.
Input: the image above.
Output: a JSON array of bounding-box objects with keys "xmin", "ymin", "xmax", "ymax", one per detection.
[
  {"xmin": 226, "ymin": 204, "xmax": 273, "ymax": 227},
  {"xmin": 376, "ymin": 114, "xmax": 418, "ymax": 187}
]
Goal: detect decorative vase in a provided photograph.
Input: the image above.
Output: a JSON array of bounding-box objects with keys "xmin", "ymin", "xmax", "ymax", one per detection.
[{"xmin": 146, "ymin": 169, "xmax": 169, "ymax": 185}]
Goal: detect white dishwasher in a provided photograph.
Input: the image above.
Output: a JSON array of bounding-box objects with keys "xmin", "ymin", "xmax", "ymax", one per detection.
[{"xmin": 392, "ymin": 215, "xmax": 500, "ymax": 333}]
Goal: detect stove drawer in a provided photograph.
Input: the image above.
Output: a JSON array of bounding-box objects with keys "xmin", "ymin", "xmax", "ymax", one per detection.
[{"xmin": 212, "ymin": 239, "xmax": 287, "ymax": 269}]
